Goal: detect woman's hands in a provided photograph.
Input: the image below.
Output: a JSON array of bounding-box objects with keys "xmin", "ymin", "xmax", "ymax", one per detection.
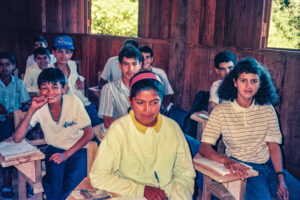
[
  {"xmin": 277, "ymin": 175, "xmax": 289, "ymax": 200},
  {"xmin": 144, "ymin": 186, "xmax": 167, "ymax": 200},
  {"xmin": 223, "ymin": 158, "xmax": 249, "ymax": 180}
]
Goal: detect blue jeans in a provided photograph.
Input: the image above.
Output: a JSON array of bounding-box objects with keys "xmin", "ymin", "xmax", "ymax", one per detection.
[
  {"xmin": 184, "ymin": 134, "xmax": 203, "ymax": 190},
  {"xmin": 85, "ymin": 103, "xmax": 103, "ymax": 127},
  {"xmin": 0, "ymin": 118, "xmax": 14, "ymax": 141},
  {"xmin": 42, "ymin": 146, "xmax": 87, "ymax": 200},
  {"xmin": 231, "ymin": 157, "xmax": 277, "ymax": 200}
]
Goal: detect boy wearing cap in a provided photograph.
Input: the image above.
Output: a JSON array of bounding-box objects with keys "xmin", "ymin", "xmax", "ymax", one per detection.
[
  {"xmin": 53, "ymin": 35, "xmax": 102, "ymax": 128},
  {"xmin": 26, "ymin": 36, "xmax": 56, "ymax": 69}
]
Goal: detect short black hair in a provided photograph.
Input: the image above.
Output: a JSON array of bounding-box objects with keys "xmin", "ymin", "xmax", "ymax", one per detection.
[
  {"xmin": 218, "ymin": 57, "xmax": 279, "ymax": 105},
  {"xmin": 34, "ymin": 47, "xmax": 50, "ymax": 59},
  {"xmin": 130, "ymin": 71, "xmax": 164, "ymax": 101},
  {"xmin": 0, "ymin": 52, "xmax": 16, "ymax": 65},
  {"xmin": 33, "ymin": 35, "xmax": 48, "ymax": 46},
  {"xmin": 118, "ymin": 46, "xmax": 143, "ymax": 63},
  {"xmin": 214, "ymin": 51, "xmax": 236, "ymax": 69},
  {"xmin": 123, "ymin": 39, "xmax": 138, "ymax": 48},
  {"xmin": 139, "ymin": 45, "xmax": 153, "ymax": 57},
  {"xmin": 38, "ymin": 68, "xmax": 66, "ymax": 89}
]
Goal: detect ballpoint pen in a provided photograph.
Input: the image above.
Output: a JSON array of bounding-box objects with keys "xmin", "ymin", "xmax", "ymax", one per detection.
[{"xmin": 154, "ymin": 171, "xmax": 160, "ymax": 189}]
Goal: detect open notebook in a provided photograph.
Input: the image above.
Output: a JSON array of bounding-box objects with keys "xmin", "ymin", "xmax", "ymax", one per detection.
[
  {"xmin": 194, "ymin": 157, "xmax": 252, "ymax": 176},
  {"xmin": 0, "ymin": 139, "xmax": 39, "ymax": 161}
]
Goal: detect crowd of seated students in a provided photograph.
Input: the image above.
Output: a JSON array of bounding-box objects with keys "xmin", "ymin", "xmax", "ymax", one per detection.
[{"xmin": 0, "ymin": 33, "xmax": 298, "ymax": 200}]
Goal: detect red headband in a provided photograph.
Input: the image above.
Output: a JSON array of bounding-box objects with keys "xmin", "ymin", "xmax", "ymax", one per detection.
[{"xmin": 130, "ymin": 72, "xmax": 162, "ymax": 89}]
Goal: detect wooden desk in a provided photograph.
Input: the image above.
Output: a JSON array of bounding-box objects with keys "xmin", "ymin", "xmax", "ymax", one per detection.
[
  {"xmin": 87, "ymin": 86, "xmax": 101, "ymax": 109},
  {"xmin": 66, "ymin": 177, "xmax": 119, "ymax": 200},
  {"xmin": 0, "ymin": 141, "xmax": 45, "ymax": 200},
  {"xmin": 190, "ymin": 111, "xmax": 209, "ymax": 141},
  {"xmin": 193, "ymin": 154, "xmax": 258, "ymax": 200}
]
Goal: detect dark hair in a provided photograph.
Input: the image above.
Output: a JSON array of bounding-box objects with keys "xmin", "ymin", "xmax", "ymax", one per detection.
[
  {"xmin": 38, "ymin": 68, "xmax": 66, "ymax": 88},
  {"xmin": 129, "ymin": 71, "xmax": 164, "ymax": 101},
  {"xmin": 34, "ymin": 47, "xmax": 50, "ymax": 59},
  {"xmin": 0, "ymin": 52, "xmax": 16, "ymax": 65},
  {"xmin": 123, "ymin": 39, "xmax": 138, "ymax": 48},
  {"xmin": 118, "ymin": 46, "xmax": 143, "ymax": 63},
  {"xmin": 139, "ymin": 45, "xmax": 153, "ymax": 57},
  {"xmin": 214, "ymin": 51, "xmax": 236, "ymax": 69},
  {"xmin": 218, "ymin": 57, "xmax": 279, "ymax": 105},
  {"xmin": 33, "ymin": 35, "xmax": 47, "ymax": 46}
]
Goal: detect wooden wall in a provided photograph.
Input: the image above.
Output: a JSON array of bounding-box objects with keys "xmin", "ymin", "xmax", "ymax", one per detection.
[{"xmin": 0, "ymin": 0, "xmax": 299, "ymax": 179}]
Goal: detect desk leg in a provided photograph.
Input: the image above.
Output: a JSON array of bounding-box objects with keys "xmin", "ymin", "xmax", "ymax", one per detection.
[
  {"xmin": 223, "ymin": 179, "xmax": 247, "ymax": 200},
  {"xmin": 202, "ymin": 175, "xmax": 212, "ymax": 200},
  {"xmin": 17, "ymin": 160, "xmax": 43, "ymax": 200}
]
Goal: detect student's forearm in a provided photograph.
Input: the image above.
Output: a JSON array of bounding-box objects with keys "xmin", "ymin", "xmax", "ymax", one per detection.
[
  {"xmin": 13, "ymin": 109, "xmax": 35, "ymax": 142},
  {"xmin": 268, "ymin": 142, "xmax": 284, "ymax": 180},
  {"xmin": 199, "ymin": 142, "xmax": 231, "ymax": 164},
  {"xmin": 64, "ymin": 126, "xmax": 94, "ymax": 159}
]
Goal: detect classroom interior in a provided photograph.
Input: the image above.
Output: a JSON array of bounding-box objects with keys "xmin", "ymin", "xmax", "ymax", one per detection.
[{"xmin": 0, "ymin": 0, "xmax": 299, "ymax": 198}]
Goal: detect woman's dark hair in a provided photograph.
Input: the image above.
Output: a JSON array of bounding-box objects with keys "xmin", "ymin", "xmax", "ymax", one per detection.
[
  {"xmin": 218, "ymin": 57, "xmax": 279, "ymax": 105},
  {"xmin": 38, "ymin": 68, "xmax": 66, "ymax": 88},
  {"xmin": 129, "ymin": 71, "xmax": 164, "ymax": 101}
]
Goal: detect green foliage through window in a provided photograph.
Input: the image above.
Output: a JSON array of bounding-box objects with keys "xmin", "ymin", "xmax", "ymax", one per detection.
[
  {"xmin": 91, "ymin": 0, "xmax": 139, "ymax": 37},
  {"xmin": 268, "ymin": 0, "xmax": 300, "ymax": 49}
]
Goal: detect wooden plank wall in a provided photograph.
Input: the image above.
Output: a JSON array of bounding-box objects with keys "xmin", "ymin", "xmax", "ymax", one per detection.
[{"xmin": 0, "ymin": 0, "xmax": 299, "ymax": 179}]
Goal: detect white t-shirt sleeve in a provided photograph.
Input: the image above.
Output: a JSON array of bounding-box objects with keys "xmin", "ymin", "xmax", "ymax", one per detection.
[{"xmin": 209, "ymin": 80, "xmax": 221, "ymax": 104}]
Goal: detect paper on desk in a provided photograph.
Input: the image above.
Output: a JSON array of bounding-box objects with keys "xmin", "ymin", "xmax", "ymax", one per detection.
[
  {"xmin": 0, "ymin": 140, "xmax": 38, "ymax": 159},
  {"xmin": 194, "ymin": 157, "xmax": 252, "ymax": 176}
]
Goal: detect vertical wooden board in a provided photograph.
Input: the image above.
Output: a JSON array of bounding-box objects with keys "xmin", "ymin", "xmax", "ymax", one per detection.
[
  {"xmin": 149, "ymin": 0, "xmax": 160, "ymax": 38},
  {"xmin": 251, "ymin": 0, "xmax": 265, "ymax": 48},
  {"xmin": 160, "ymin": 0, "xmax": 172, "ymax": 39},
  {"xmin": 223, "ymin": 0, "xmax": 237, "ymax": 47},
  {"xmin": 213, "ymin": 0, "xmax": 226, "ymax": 47},
  {"xmin": 45, "ymin": 0, "xmax": 62, "ymax": 33},
  {"xmin": 182, "ymin": 47, "xmax": 211, "ymax": 110},
  {"xmin": 199, "ymin": 0, "xmax": 216, "ymax": 46},
  {"xmin": 261, "ymin": 51, "xmax": 286, "ymax": 96},
  {"xmin": 186, "ymin": 0, "xmax": 201, "ymax": 44},
  {"xmin": 152, "ymin": 43, "xmax": 170, "ymax": 73},
  {"xmin": 138, "ymin": 0, "xmax": 150, "ymax": 38},
  {"xmin": 28, "ymin": 0, "xmax": 43, "ymax": 32},
  {"xmin": 86, "ymin": 36, "xmax": 98, "ymax": 86},
  {"xmin": 279, "ymin": 54, "xmax": 300, "ymax": 179},
  {"xmin": 62, "ymin": 0, "xmax": 70, "ymax": 33},
  {"xmin": 81, "ymin": 35, "xmax": 90, "ymax": 83}
]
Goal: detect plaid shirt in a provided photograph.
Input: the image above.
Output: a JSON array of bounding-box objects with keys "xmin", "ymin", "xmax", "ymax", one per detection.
[{"xmin": 0, "ymin": 75, "xmax": 30, "ymax": 121}]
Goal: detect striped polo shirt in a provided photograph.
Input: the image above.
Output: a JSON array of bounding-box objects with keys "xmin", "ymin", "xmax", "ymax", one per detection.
[
  {"xmin": 98, "ymin": 79, "xmax": 130, "ymax": 120},
  {"xmin": 202, "ymin": 100, "xmax": 282, "ymax": 164}
]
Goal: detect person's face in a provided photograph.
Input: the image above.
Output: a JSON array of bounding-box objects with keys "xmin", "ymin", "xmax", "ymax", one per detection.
[
  {"xmin": 129, "ymin": 89, "xmax": 161, "ymax": 127},
  {"xmin": 216, "ymin": 61, "xmax": 234, "ymax": 79},
  {"xmin": 119, "ymin": 57, "xmax": 142, "ymax": 81},
  {"xmin": 0, "ymin": 58, "xmax": 15, "ymax": 76},
  {"xmin": 233, "ymin": 72, "xmax": 260, "ymax": 103},
  {"xmin": 39, "ymin": 82, "xmax": 66, "ymax": 105},
  {"xmin": 35, "ymin": 54, "xmax": 50, "ymax": 70},
  {"xmin": 141, "ymin": 52, "xmax": 153, "ymax": 70},
  {"xmin": 34, "ymin": 41, "xmax": 47, "ymax": 49},
  {"xmin": 53, "ymin": 49, "xmax": 73, "ymax": 64}
]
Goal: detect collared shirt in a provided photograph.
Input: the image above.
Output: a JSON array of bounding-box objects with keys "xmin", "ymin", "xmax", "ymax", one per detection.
[
  {"xmin": 151, "ymin": 67, "xmax": 174, "ymax": 95},
  {"xmin": 98, "ymin": 79, "xmax": 130, "ymax": 119},
  {"xmin": 23, "ymin": 63, "xmax": 54, "ymax": 94},
  {"xmin": 100, "ymin": 56, "xmax": 121, "ymax": 82},
  {"xmin": 209, "ymin": 79, "xmax": 222, "ymax": 104},
  {"xmin": 30, "ymin": 94, "xmax": 91, "ymax": 150},
  {"xmin": 90, "ymin": 113, "xmax": 195, "ymax": 199},
  {"xmin": 26, "ymin": 54, "xmax": 56, "ymax": 69},
  {"xmin": 0, "ymin": 75, "xmax": 30, "ymax": 121},
  {"xmin": 62, "ymin": 60, "xmax": 91, "ymax": 106},
  {"xmin": 202, "ymin": 100, "xmax": 282, "ymax": 164}
]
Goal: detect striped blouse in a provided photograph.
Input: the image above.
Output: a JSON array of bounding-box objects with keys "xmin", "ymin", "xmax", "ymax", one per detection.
[{"xmin": 201, "ymin": 100, "xmax": 282, "ymax": 164}]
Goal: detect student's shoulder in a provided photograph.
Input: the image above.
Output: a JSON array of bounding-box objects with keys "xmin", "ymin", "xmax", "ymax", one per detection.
[
  {"xmin": 11, "ymin": 75, "xmax": 25, "ymax": 85},
  {"xmin": 213, "ymin": 101, "xmax": 232, "ymax": 111}
]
